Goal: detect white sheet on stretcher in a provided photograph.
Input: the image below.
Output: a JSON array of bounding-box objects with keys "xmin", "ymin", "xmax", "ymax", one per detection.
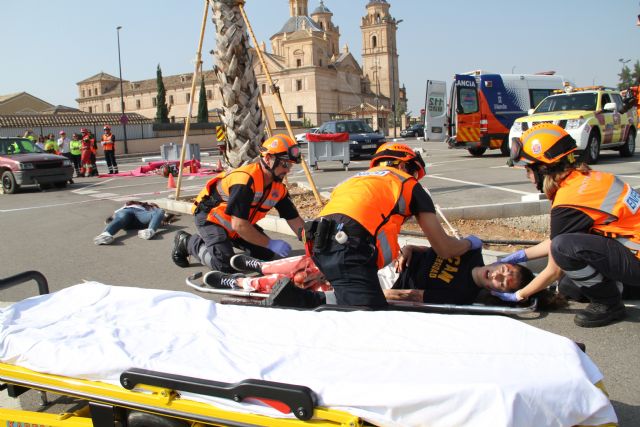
[{"xmin": 0, "ymin": 283, "xmax": 616, "ymax": 427}]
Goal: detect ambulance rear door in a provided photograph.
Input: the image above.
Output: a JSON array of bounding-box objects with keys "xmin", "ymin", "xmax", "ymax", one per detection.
[
  {"xmin": 424, "ymin": 80, "xmax": 447, "ymax": 141},
  {"xmin": 452, "ymin": 74, "xmax": 481, "ymax": 143}
]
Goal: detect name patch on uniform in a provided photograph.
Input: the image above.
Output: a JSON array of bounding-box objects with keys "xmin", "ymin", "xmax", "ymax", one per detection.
[
  {"xmin": 355, "ymin": 170, "xmax": 390, "ymax": 177},
  {"xmin": 623, "ymin": 187, "xmax": 640, "ymax": 214}
]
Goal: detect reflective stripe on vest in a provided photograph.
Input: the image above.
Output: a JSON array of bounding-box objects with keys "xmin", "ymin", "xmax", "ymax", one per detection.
[
  {"xmin": 102, "ymin": 134, "xmax": 114, "ymax": 150},
  {"xmin": 553, "ymin": 170, "xmax": 640, "ymax": 258},
  {"xmin": 319, "ymin": 166, "xmax": 417, "ymax": 268}
]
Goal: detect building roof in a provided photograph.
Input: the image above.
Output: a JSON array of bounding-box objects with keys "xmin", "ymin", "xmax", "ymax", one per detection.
[
  {"xmin": 0, "ymin": 92, "xmax": 23, "ymax": 103},
  {"xmin": 0, "ymin": 112, "xmax": 152, "ymax": 128},
  {"xmin": 77, "ymin": 72, "xmax": 122, "ymax": 84},
  {"xmin": 274, "ymin": 16, "xmax": 323, "ymax": 36},
  {"xmin": 366, "ymin": 0, "xmax": 388, "ymax": 5},
  {"xmin": 311, "ymin": 0, "xmax": 332, "ymax": 15}
]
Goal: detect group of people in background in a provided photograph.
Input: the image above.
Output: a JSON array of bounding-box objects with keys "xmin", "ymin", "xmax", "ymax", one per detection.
[{"xmin": 22, "ymin": 126, "xmax": 118, "ymax": 177}]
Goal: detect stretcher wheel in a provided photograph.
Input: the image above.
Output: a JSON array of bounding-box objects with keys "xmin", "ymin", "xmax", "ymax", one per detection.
[{"xmin": 127, "ymin": 411, "xmax": 189, "ymax": 427}]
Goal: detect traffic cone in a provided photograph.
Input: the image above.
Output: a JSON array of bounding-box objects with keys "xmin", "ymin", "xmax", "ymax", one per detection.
[{"xmin": 167, "ymin": 173, "xmax": 176, "ymax": 189}]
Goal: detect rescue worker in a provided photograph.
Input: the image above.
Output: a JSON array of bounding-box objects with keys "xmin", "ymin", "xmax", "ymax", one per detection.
[
  {"xmin": 43, "ymin": 134, "xmax": 58, "ymax": 153},
  {"xmin": 80, "ymin": 128, "xmax": 99, "ymax": 176},
  {"xmin": 69, "ymin": 133, "xmax": 82, "ymax": 177},
  {"xmin": 493, "ymin": 123, "xmax": 640, "ymax": 327},
  {"xmin": 79, "ymin": 128, "xmax": 94, "ymax": 177},
  {"xmin": 57, "ymin": 131, "xmax": 71, "ymax": 159},
  {"xmin": 171, "ymin": 134, "xmax": 306, "ymax": 272},
  {"xmin": 101, "ymin": 125, "xmax": 118, "ymax": 174},
  {"xmin": 266, "ymin": 143, "xmax": 482, "ymax": 309}
]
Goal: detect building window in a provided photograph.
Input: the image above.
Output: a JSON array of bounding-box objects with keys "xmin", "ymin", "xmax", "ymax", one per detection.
[
  {"xmin": 152, "ymin": 98, "xmax": 157, "ymax": 107},
  {"xmin": 207, "ymin": 90, "xmax": 212, "ymax": 99},
  {"xmin": 319, "ymin": 59, "xmax": 323, "ymax": 67},
  {"xmin": 94, "ymin": 88, "xmax": 98, "ymax": 96},
  {"xmin": 296, "ymin": 58, "xmax": 302, "ymax": 68},
  {"xmin": 82, "ymin": 89, "xmax": 86, "ymax": 97},
  {"xmin": 296, "ymin": 105, "xmax": 304, "ymax": 119},
  {"xmin": 169, "ymin": 95, "xmax": 174, "ymax": 104},
  {"xmin": 296, "ymin": 79, "xmax": 303, "ymax": 91},
  {"xmin": 261, "ymin": 84, "xmax": 266, "ymax": 94},
  {"xmin": 186, "ymin": 93, "xmax": 190, "ymax": 103},
  {"xmin": 106, "ymin": 104, "xmax": 111, "ymax": 112},
  {"xmin": 88, "ymin": 106, "xmax": 93, "ymax": 113},
  {"xmin": 372, "ymin": 35, "xmax": 377, "ymax": 49},
  {"xmin": 136, "ymin": 99, "xmax": 141, "ymax": 109}
]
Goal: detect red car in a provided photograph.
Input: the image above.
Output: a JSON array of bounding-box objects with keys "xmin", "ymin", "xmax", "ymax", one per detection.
[{"xmin": 0, "ymin": 137, "xmax": 73, "ymax": 194}]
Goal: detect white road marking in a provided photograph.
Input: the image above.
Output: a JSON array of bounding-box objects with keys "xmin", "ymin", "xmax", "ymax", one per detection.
[
  {"xmin": 425, "ymin": 174, "xmax": 533, "ymax": 195},
  {"xmin": 426, "ymin": 158, "xmax": 477, "ymax": 168}
]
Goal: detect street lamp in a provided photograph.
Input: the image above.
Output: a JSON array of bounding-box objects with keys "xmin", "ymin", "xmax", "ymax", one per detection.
[
  {"xmin": 116, "ymin": 26, "xmax": 129, "ymax": 154},
  {"xmin": 391, "ymin": 18, "xmax": 403, "ymax": 139},
  {"xmin": 511, "ymin": 66, "xmax": 516, "ymax": 74}
]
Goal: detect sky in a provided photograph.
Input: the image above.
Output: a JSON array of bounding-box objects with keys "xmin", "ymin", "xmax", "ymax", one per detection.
[{"xmin": 2, "ymin": 0, "xmax": 639, "ymax": 115}]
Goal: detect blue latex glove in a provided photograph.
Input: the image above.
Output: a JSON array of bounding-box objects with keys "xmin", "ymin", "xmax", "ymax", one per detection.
[
  {"xmin": 491, "ymin": 291, "xmax": 521, "ymax": 302},
  {"xmin": 464, "ymin": 235, "xmax": 483, "ymax": 251},
  {"xmin": 267, "ymin": 239, "xmax": 292, "ymax": 257},
  {"xmin": 499, "ymin": 249, "xmax": 528, "ymax": 265}
]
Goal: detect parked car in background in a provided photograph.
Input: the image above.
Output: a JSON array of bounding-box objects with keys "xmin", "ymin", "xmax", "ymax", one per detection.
[
  {"xmin": 509, "ymin": 86, "xmax": 637, "ymax": 164},
  {"xmin": 0, "ymin": 137, "xmax": 73, "ymax": 194},
  {"xmin": 316, "ymin": 119, "xmax": 385, "ymax": 157},
  {"xmin": 295, "ymin": 127, "xmax": 319, "ymax": 144},
  {"xmin": 400, "ymin": 124, "xmax": 425, "ymax": 138}
]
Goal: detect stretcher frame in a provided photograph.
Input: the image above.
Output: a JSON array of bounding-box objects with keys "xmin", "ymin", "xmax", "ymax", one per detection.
[{"xmin": 185, "ymin": 271, "xmax": 539, "ymax": 315}]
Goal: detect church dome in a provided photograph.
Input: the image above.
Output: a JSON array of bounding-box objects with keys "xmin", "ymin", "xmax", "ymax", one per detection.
[
  {"xmin": 275, "ymin": 15, "xmax": 323, "ymax": 35},
  {"xmin": 311, "ymin": 0, "xmax": 332, "ymax": 15},
  {"xmin": 366, "ymin": 0, "xmax": 388, "ymax": 5}
]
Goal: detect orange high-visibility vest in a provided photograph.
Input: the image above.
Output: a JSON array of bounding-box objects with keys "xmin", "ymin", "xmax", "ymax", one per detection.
[
  {"xmin": 192, "ymin": 162, "xmax": 288, "ymax": 239},
  {"xmin": 553, "ymin": 170, "xmax": 640, "ymax": 258},
  {"xmin": 101, "ymin": 134, "xmax": 115, "ymax": 151},
  {"xmin": 319, "ymin": 166, "xmax": 418, "ymax": 268}
]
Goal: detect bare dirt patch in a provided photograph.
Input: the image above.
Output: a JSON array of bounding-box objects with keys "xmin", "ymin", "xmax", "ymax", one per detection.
[{"xmin": 288, "ymin": 186, "xmax": 549, "ymax": 252}]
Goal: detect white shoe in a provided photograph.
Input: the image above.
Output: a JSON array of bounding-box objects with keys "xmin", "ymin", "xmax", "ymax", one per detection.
[
  {"xmin": 94, "ymin": 232, "xmax": 114, "ymax": 245},
  {"xmin": 138, "ymin": 229, "xmax": 156, "ymax": 240}
]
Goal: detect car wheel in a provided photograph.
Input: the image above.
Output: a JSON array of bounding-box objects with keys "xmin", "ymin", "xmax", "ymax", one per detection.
[
  {"xmin": 500, "ymin": 137, "xmax": 510, "ymax": 156},
  {"xmin": 1, "ymin": 170, "xmax": 19, "ymax": 194},
  {"xmin": 468, "ymin": 146, "xmax": 487, "ymax": 157},
  {"xmin": 619, "ymin": 130, "xmax": 636, "ymax": 158},
  {"xmin": 583, "ymin": 131, "xmax": 601, "ymax": 164}
]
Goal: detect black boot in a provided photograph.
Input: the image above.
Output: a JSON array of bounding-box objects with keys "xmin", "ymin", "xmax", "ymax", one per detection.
[
  {"xmin": 574, "ymin": 301, "xmax": 626, "ymax": 327},
  {"xmin": 171, "ymin": 231, "xmax": 192, "ymax": 268},
  {"xmin": 261, "ymin": 278, "xmax": 323, "ymax": 308}
]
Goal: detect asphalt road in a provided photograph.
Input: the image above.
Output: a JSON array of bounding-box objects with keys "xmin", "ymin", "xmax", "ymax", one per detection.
[{"xmin": 1, "ymin": 139, "xmax": 639, "ymax": 424}]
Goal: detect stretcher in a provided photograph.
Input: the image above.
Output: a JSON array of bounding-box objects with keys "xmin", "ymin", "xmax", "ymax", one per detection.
[{"xmin": 0, "ymin": 273, "xmax": 618, "ymax": 427}]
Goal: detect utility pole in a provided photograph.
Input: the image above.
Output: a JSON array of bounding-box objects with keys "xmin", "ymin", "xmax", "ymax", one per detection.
[
  {"xmin": 391, "ymin": 19, "xmax": 403, "ymax": 139},
  {"xmin": 116, "ymin": 26, "xmax": 129, "ymax": 154}
]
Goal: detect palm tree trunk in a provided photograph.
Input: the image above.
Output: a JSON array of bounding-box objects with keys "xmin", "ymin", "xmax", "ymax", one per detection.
[{"xmin": 211, "ymin": 0, "xmax": 264, "ymax": 167}]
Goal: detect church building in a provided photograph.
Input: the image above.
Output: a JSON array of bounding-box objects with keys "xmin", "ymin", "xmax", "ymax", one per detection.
[{"xmin": 76, "ymin": 0, "xmax": 405, "ymax": 132}]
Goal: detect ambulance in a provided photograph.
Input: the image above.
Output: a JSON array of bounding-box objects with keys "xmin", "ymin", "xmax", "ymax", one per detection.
[{"xmin": 423, "ymin": 71, "xmax": 566, "ymax": 156}]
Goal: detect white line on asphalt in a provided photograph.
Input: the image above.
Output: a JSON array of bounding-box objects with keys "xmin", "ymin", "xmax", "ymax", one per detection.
[
  {"xmin": 426, "ymin": 158, "xmax": 477, "ymax": 168},
  {"xmin": 90, "ymin": 193, "xmax": 119, "ymax": 198},
  {"xmin": 425, "ymin": 174, "xmax": 533, "ymax": 195}
]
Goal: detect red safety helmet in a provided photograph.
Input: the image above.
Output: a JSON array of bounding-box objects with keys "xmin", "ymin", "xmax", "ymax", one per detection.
[
  {"xmin": 103, "ymin": 125, "xmax": 111, "ymax": 131},
  {"xmin": 80, "ymin": 128, "xmax": 89, "ymax": 134},
  {"xmin": 371, "ymin": 142, "xmax": 426, "ymax": 180},
  {"xmin": 59, "ymin": 130, "xmax": 66, "ymax": 135},
  {"xmin": 510, "ymin": 123, "xmax": 577, "ymax": 167},
  {"xmin": 260, "ymin": 134, "xmax": 301, "ymax": 163}
]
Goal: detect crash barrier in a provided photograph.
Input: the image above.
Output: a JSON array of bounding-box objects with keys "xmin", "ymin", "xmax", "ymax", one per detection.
[
  {"xmin": 160, "ymin": 142, "xmax": 200, "ymax": 162},
  {"xmin": 306, "ymin": 132, "xmax": 350, "ymax": 171},
  {"xmin": 0, "ymin": 281, "xmax": 618, "ymax": 426}
]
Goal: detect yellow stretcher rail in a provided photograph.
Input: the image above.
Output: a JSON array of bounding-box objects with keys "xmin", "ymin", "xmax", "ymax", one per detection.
[{"xmin": 0, "ymin": 363, "xmax": 362, "ymax": 427}]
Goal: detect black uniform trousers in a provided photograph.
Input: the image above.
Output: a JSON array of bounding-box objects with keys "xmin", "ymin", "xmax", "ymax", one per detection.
[
  {"xmin": 188, "ymin": 209, "xmax": 275, "ymax": 273},
  {"xmin": 551, "ymin": 233, "xmax": 640, "ymax": 305}
]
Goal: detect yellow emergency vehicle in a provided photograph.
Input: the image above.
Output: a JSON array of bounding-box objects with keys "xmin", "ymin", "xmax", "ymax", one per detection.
[{"xmin": 509, "ymin": 86, "xmax": 638, "ymax": 164}]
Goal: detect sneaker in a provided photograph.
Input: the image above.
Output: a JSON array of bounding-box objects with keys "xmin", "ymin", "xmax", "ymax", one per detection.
[
  {"xmin": 138, "ymin": 229, "xmax": 156, "ymax": 240},
  {"xmin": 93, "ymin": 232, "xmax": 114, "ymax": 245},
  {"xmin": 230, "ymin": 254, "xmax": 263, "ymax": 274},
  {"xmin": 203, "ymin": 271, "xmax": 243, "ymax": 289},
  {"xmin": 171, "ymin": 231, "xmax": 191, "ymax": 268},
  {"xmin": 261, "ymin": 278, "xmax": 308, "ymax": 308},
  {"xmin": 574, "ymin": 301, "xmax": 626, "ymax": 328}
]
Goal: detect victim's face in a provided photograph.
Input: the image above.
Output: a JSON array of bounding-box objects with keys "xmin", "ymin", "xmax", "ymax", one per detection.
[{"xmin": 473, "ymin": 263, "xmax": 521, "ymax": 292}]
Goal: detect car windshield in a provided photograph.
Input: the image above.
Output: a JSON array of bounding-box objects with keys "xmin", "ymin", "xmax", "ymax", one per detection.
[
  {"xmin": 0, "ymin": 138, "xmax": 39, "ymax": 155},
  {"xmin": 336, "ymin": 121, "xmax": 374, "ymax": 133},
  {"xmin": 535, "ymin": 93, "xmax": 598, "ymax": 113}
]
